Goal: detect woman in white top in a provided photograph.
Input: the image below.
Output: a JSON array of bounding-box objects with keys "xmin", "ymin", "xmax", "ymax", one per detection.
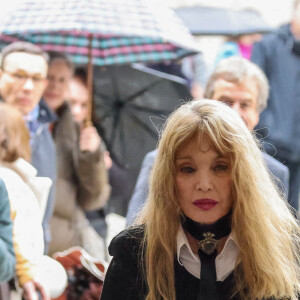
[{"xmin": 0, "ymin": 103, "xmax": 67, "ymax": 300}]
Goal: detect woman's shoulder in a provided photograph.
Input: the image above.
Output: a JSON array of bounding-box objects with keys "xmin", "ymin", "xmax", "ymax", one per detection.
[
  {"xmin": 108, "ymin": 225, "xmax": 145, "ymax": 258},
  {"xmin": 0, "ymin": 161, "xmax": 40, "ymax": 194},
  {"xmin": 0, "ymin": 164, "xmax": 26, "ymax": 187}
]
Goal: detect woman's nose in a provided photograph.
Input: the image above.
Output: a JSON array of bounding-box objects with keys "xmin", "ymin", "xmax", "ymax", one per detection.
[{"xmin": 195, "ymin": 173, "xmax": 212, "ymax": 191}]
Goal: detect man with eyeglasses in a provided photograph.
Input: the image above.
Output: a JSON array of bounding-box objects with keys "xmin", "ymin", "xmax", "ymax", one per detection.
[{"xmin": 0, "ymin": 42, "xmax": 56, "ymax": 251}]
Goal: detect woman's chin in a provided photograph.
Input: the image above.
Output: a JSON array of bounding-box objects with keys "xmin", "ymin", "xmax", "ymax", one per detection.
[{"xmin": 188, "ymin": 212, "xmax": 227, "ymax": 224}]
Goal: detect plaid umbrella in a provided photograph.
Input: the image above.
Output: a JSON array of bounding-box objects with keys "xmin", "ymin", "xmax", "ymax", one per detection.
[
  {"xmin": 0, "ymin": 0, "xmax": 199, "ymax": 65},
  {"xmin": 0, "ymin": 0, "xmax": 199, "ymax": 123}
]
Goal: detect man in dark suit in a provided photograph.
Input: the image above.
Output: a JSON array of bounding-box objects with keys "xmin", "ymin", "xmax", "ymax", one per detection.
[
  {"xmin": 251, "ymin": 0, "xmax": 300, "ymax": 210},
  {"xmin": 126, "ymin": 57, "xmax": 290, "ymax": 225}
]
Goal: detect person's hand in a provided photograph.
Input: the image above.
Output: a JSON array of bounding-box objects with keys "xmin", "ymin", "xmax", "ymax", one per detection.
[
  {"xmin": 80, "ymin": 126, "xmax": 101, "ymax": 153},
  {"xmin": 22, "ymin": 280, "xmax": 50, "ymax": 300}
]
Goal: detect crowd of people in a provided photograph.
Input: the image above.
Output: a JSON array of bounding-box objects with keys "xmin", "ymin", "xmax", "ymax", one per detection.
[
  {"xmin": 0, "ymin": 42, "xmax": 111, "ymax": 299},
  {"xmin": 0, "ymin": 1, "xmax": 298, "ymax": 300}
]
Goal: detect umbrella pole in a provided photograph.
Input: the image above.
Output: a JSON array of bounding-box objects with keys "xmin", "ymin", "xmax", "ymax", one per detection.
[{"xmin": 86, "ymin": 33, "xmax": 93, "ymax": 126}]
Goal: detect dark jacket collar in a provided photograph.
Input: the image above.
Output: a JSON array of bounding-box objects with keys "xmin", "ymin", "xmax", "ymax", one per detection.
[
  {"xmin": 38, "ymin": 98, "xmax": 57, "ymax": 124},
  {"xmin": 275, "ymin": 23, "xmax": 300, "ymax": 56},
  {"xmin": 277, "ymin": 23, "xmax": 292, "ymax": 40}
]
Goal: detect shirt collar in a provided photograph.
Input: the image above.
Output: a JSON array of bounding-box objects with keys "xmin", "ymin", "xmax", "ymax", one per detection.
[
  {"xmin": 24, "ymin": 104, "xmax": 39, "ymax": 122},
  {"xmin": 177, "ymin": 225, "xmax": 199, "ymax": 264}
]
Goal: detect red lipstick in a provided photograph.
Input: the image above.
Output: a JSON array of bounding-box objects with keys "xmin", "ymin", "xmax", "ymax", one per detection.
[{"xmin": 193, "ymin": 199, "xmax": 218, "ymax": 210}]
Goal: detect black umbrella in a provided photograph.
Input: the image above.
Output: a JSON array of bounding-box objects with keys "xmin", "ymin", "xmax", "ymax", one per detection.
[
  {"xmin": 175, "ymin": 6, "xmax": 274, "ymax": 36},
  {"xmin": 92, "ymin": 64, "xmax": 191, "ymax": 215},
  {"xmin": 93, "ymin": 64, "xmax": 191, "ymax": 170}
]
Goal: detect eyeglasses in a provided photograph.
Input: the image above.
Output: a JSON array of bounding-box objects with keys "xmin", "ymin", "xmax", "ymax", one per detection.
[{"xmin": 2, "ymin": 70, "xmax": 46, "ymax": 85}]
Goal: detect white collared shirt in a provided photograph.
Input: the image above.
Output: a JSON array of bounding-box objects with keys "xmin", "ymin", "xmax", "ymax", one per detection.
[{"xmin": 177, "ymin": 225, "xmax": 239, "ymax": 281}]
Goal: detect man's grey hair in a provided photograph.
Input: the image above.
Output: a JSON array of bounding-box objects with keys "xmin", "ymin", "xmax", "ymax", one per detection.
[
  {"xmin": 0, "ymin": 41, "xmax": 49, "ymax": 69},
  {"xmin": 204, "ymin": 56, "xmax": 269, "ymax": 113}
]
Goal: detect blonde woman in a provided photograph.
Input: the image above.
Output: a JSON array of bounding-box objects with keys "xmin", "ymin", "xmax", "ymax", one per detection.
[
  {"xmin": 100, "ymin": 99, "xmax": 300, "ymax": 300},
  {"xmin": 0, "ymin": 103, "xmax": 67, "ymax": 300}
]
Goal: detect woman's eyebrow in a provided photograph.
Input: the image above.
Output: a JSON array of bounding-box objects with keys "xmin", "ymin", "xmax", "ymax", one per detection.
[
  {"xmin": 175, "ymin": 155, "xmax": 192, "ymax": 161},
  {"xmin": 214, "ymin": 153, "xmax": 230, "ymax": 161}
]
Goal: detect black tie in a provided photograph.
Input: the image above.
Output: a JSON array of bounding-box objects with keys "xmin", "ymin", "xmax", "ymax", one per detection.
[{"xmin": 197, "ymin": 249, "xmax": 219, "ymax": 300}]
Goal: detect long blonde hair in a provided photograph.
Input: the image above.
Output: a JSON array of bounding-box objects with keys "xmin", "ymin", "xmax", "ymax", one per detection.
[{"xmin": 139, "ymin": 99, "xmax": 300, "ymax": 300}]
